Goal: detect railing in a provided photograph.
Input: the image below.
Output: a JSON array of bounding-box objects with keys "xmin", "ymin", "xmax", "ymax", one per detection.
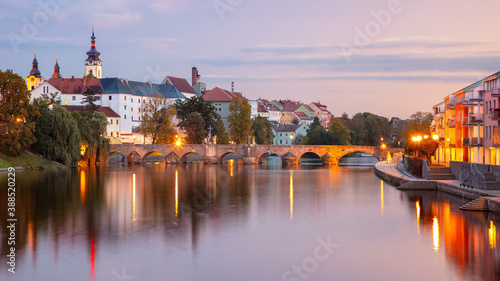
[
  {"xmin": 492, "ymin": 89, "xmax": 500, "ymax": 97},
  {"xmin": 463, "ymin": 137, "xmax": 483, "ymax": 146},
  {"xmin": 463, "ymin": 91, "xmax": 484, "ymax": 105},
  {"xmin": 446, "ymin": 103, "xmax": 456, "ymax": 110},
  {"xmin": 463, "ymin": 113, "xmax": 483, "ymax": 125}
]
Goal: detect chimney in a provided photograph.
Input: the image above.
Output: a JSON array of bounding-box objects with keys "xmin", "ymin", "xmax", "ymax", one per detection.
[
  {"xmin": 231, "ymin": 82, "xmax": 234, "ymax": 93},
  {"xmin": 71, "ymin": 76, "xmax": 75, "ymax": 82},
  {"xmin": 192, "ymin": 66, "xmax": 200, "ymax": 86}
]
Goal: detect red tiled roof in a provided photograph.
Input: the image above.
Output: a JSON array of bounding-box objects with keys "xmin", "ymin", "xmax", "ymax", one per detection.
[
  {"xmin": 166, "ymin": 76, "xmax": 196, "ymax": 95},
  {"xmin": 258, "ymin": 104, "xmax": 268, "ymax": 113},
  {"xmin": 61, "ymin": 105, "xmax": 120, "ymax": 118},
  {"xmin": 282, "ymin": 103, "xmax": 302, "ymax": 112},
  {"xmin": 203, "ymin": 87, "xmax": 243, "ymax": 102},
  {"xmin": 48, "ymin": 77, "xmax": 103, "ymax": 95},
  {"xmin": 312, "ymin": 102, "xmax": 327, "ymax": 110},
  {"xmin": 293, "ymin": 111, "xmax": 311, "ymax": 120}
]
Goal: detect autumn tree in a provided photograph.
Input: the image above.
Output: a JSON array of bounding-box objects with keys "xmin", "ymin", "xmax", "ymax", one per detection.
[
  {"xmin": 228, "ymin": 97, "xmax": 253, "ymax": 144},
  {"xmin": 140, "ymin": 94, "xmax": 176, "ymax": 144},
  {"xmin": 0, "ymin": 70, "xmax": 39, "ymax": 156},
  {"xmin": 252, "ymin": 117, "xmax": 275, "ymax": 144},
  {"xmin": 215, "ymin": 115, "xmax": 229, "ymax": 144}
]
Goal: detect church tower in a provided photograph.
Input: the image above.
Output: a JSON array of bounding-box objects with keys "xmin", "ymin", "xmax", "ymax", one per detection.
[
  {"xmin": 52, "ymin": 55, "xmax": 62, "ymax": 78},
  {"xmin": 84, "ymin": 27, "xmax": 102, "ymax": 78},
  {"xmin": 26, "ymin": 50, "xmax": 44, "ymax": 90}
]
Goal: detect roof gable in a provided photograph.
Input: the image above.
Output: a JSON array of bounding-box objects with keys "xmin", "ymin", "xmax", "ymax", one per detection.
[
  {"xmin": 48, "ymin": 77, "xmax": 102, "ymax": 95},
  {"xmin": 203, "ymin": 87, "xmax": 244, "ymax": 102},
  {"xmin": 163, "ymin": 76, "xmax": 197, "ymax": 95}
]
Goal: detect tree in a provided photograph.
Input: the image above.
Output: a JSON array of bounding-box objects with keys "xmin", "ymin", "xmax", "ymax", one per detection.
[
  {"xmin": 0, "ymin": 70, "xmax": 39, "ymax": 156},
  {"xmin": 174, "ymin": 96, "xmax": 220, "ymax": 144},
  {"xmin": 214, "ymin": 115, "xmax": 229, "ymax": 144},
  {"xmin": 184, "ymin": 112, "xmax": 206, "ymax": 144},
  {"xmin": 347, "ymin": 112, "xmax": 390, "ymax": 146},
  {"xmin": 291, "ymin": 118, "xmax": 299, "ymax": 125},
  {"xmin": 31, "ymin": 98, "xmax": 53, "ymax": 158},
  {"xmin": 81, "ymin": 88, "xmax": 99, "ymax": 114},
  {"xmin": 252, "ymin": 117, "xmax": 275, "ymax": 144},
  {"xmin": 306, "ymin": 117, "xmax": 329, "ymax": 145},
  {"xmin": 228, "ymin": 97, "xmax": 253, "ymax": 144},
  {"xmin": 328, "ymin": 118, "xmax": 350, "ymax": 145},
  {"xmin": 139, "ymin": 94, "xmax": 176, "ymax": 144},
  {"xmin": 73, "ymin": 110, "xmax": 108, "ymax": 165},
  {"xmin": 349, "ymin": 113, "xmax": 367, "ymax": 145}
]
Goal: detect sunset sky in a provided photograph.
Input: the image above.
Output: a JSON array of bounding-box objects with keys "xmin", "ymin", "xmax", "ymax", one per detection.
[{"xmin": 2, "ymin": 0, "xmax": 500, "ymax": 118}]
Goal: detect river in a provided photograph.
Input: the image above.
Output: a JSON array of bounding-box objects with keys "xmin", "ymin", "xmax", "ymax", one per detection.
[{"xmin": 1, "ymin": 162, "xmax": 500, "ymax": 280}]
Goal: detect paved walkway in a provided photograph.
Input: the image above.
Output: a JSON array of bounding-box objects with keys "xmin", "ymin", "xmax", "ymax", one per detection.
[{"xmin": 375, "ymin": 162, "xmax": 500, "ymax": 197}]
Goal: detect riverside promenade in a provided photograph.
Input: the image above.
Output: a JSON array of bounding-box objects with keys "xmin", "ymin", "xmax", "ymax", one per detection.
[{"xmin": 374, "ymin": 162, "xmax": 500, "ymax": 214}]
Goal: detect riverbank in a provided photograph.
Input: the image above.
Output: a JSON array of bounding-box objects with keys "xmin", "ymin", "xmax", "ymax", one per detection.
[
  {"xmin": 0, "ymin": 151, "xmax": 64, "ymax": 171},
  {"xmin": 375, "ymin": 162, "xmax": 500, "ymax": 214}
]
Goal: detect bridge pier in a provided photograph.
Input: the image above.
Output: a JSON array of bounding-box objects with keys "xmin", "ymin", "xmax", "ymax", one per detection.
[
  {"xmin": 203, "ymin": 156, "xmax": 218, "ymax": 165},
  {"xmin": 243, "ymin": 157, "xmax": 256, "ymax": 165}
]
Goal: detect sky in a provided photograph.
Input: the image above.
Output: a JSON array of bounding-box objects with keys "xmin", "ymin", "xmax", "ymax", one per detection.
[{"xmin": 2, "ymin": 0, "xmax": 500, "ymax": 119}]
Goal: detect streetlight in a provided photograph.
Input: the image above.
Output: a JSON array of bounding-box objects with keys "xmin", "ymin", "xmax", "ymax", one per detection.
[
  {"xmin": 290, "ymin": 134, "xmax": 294, "ymax": 144},
  {"xmin": 432, "ymin": 134, "xmax": 440, "ymax": 165}
]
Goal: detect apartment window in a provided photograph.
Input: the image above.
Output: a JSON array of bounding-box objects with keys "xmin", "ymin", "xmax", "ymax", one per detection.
[
  {"xmin": 124, "ymin": 114, "xmax": 126, "ymax": 119},
  {"xmin": 139, "ymin": 108, "xmax": 140, "ymax": 113},
  {"xmin": 116, "ymin": 119, "xmax": 119, "ymax": 125},
  {"xmin": 131, "ymin": 107, "xmax": 133, "ymax": 112},
  {"xmin": 109, "ymin": 96, "xmax": 112, "ymax": 100},
  {"xmin": 110, "ymin": 119, "xmax": 113, "ymax": 125},
  {"xmin": 72, "ymin": 96, "xmax": 76, "ymax": 101},
  {"xmin": 219, "ymin": 108, "xmax": 221, "ymax": 111},
  {"xmin": 280, "ymin": 133, "xmax": 282, "ymax": 137},
  {"xmin": 124, "ymin": 96, "xmax": 127, "ymax": 100},
  {"xmin": 280, "ymin": 140, "xmax": 282, "ymax": 144},
  {"xmin": 124, "ymin": 105, "xmax": 126, "ymax": 110},
  {"xmin": 139, "ymin": 99, "xmax": 141, "ymax": 103},
  {"xmin": 131, "ymin": 98, "xmax": 134, "ymax": 103}
]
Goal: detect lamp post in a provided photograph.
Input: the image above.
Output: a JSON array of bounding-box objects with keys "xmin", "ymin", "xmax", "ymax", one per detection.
[
  {"xmin": 432, "ymin": 134, "xmax": 440, "ymax": 165},
  {"xmin": 290, "ymin": 134, "xmax": 294, "ymax": 145}
]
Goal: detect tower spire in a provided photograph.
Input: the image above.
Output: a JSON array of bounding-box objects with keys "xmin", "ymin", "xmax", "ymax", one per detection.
[
  {"xmin": 85, "ymin": 27, "xmax": 102, "ymax": 78},
  {"xmin": 52, "ymin": 55, "xmax": 61, "ymax": 79},
  {"xmin": 29, "ymin": 50, "xmax": 41, "ymax": 78}
]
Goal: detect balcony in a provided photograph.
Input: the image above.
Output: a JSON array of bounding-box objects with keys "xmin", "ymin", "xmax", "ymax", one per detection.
[
  {"xmin": 462, "ymin": 91, "xmax": 484, "ymax": 106},
  {"xmin": 491, "ymin": 109, "xmax": 500, "ymax": 121},
  {"xmin": 494, "ymin": 127, "xmax": 500, "ymax": 146},
  {"xmin": 463, "ymin": 137, "xmax": 483, "ymax": 147},
  {"xmin": 447, "ymin": 119, "xmax": 456, "ymax": 128},
  {"xmin": 492, "ymin": 89, "xmax": 500, "ymax": 97},
  {"xmin": 446, "ymin": 103, "xmax": 456, "ymax": 110},
  {"xmin": 462, "ymin": 113, "xmax": 483, "ymax": 126}
]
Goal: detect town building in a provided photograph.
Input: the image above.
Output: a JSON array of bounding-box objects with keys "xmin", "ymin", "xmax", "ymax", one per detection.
[
  {"xmin": 309, "ymin": 102, "xmax": 332, "ymax": 129},
  {"xmin": 272, "ymin": 123, "xmax": 308, "ymax": 145},
  {"xmin": 202, "ymin": 87, "xmax": 245, "ymax": 130}
]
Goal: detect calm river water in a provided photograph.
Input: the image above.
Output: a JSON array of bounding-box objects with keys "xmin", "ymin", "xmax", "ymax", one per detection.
[{"xmin": 1, "ymin": 163, "xmax": 500, "ymax": 281}]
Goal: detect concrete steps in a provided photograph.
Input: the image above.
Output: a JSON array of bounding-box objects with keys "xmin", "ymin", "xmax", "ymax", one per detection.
[
  {"xmin": 427, "ymin": 167, "xmax": 456, "ymax": 180},
  {"xmin": 460, "ymin": 197, "xmax": 489, "ymax": 211}
]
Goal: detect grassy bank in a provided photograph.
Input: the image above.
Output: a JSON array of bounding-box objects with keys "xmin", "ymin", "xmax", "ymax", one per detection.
[{"xmin": 0, "ymin": 151, "xmax": 63, "ymax": 170}]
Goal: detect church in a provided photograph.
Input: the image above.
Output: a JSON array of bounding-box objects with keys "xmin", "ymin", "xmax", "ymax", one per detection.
[{"xmin": 29, "ymin": 28, "xmax": 198, "ymax": 144}]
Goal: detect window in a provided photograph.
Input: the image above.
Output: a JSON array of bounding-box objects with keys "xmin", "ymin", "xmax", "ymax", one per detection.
[
  {"xmin": 286, "ymin": 133, "xmax": 288, "ymax": 136},
  {"xmin": 139, "ymin": 116, "xmax": 140, "ymax": 121},
  {"xmin": 111, "ymin": 132, "xmax": 114, "ymax": 137},
  {"xmin": 139, "ymin": 99, "xmax": 141, "ymax": 103},
  {"xmin": 139, "ymin": 108, "xmax": 140, "ymax": 112},
  {"xmin": 131, "ymin": 98, "xmax": 133, "ymax": 103},
  {"xmin": 219, "ymin": 108, "xmax": 221, "ymax": 111},
  {"xmin": 116, "ymin": 119, "xmax": 119, "ymax": 125},
  {"xmin": 131, "ymin": 107, "xmax": 133, "ymax": 112},
  {"xmin": 280, "ymin": 133, "xmax": 282, "ymax": 136},
  {"xmin": 124, "ymin": 96, "xmax": 127, "ymax": 100},
  {"xmin": 124, "ymin": 105, "xmax": 126, "ymax": 110},
  {"xmin": 117, "ymin": 133, "xmax": 120, "ymax": 138},
  {"xmin": 64, "ymin": 100, "xmax": 68, "ymax": 105},
  {"xmin": 110, "ymin": 119, "xmax": 113, "ymax": 125},
  {"xmin": 72, "ymin": 96, "xmax": 76, "ymax": 101},
  {"xmin": 280, "ymin": 140, "xmax": 282, "ymax": 144},
  {"xmin": 124, "ymin": 115, "xmax": 126, "ymax": 119},
  {"xmin": 109, "ymin": 96, "xmax": 112, "ymax": 100}
]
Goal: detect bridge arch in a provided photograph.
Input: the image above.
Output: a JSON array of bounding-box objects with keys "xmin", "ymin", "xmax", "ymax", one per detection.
[
  {"xmin": 180, "ymin": 152, "xmax": 204, "ymax": 164},
  {"xmin": 108, "ymin": 151, "xmax": 127, "ymax": 164},
  {"xmin": 165, "ymin": 152, "xmax": 180, "ymax": 164},
  {"xmin": 218, "ymin": 151, "xmax": 243, "ymax": 164},
  {"xmin": 142, "ymin": 151, "xmax": 166, "ymax": 164},
  {"xmin": 298, "ymin": 152, "xmax": 323, "ymax": 165},
  {"xmin": 337, "ymin": 148, "xmax": 377, "ymax": 160},
  {"xmin": 127, "ymin": 151, "xmax": 141, "ymax": 164},
  {"xmin": 257, "ymin": 152, "xmax": 282, "ymax": 165}
]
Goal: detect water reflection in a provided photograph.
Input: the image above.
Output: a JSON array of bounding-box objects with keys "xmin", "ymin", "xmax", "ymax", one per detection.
[{"xmin": 2, "ymin": 166, "xmax": 500, "ymax": 280}]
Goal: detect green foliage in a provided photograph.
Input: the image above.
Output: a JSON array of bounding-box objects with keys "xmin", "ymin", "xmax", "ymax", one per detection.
[
  {"xmin": 174, "ymin": 96, "xmax": 220, "ymax": 144},
  {"xmin": 328, "ymin": 118, "xmax": 351, "ymax": 145},
  {"xmin": 403, "ymin": 111, "xmax": 433, "ymax": 141},
  {"xmin": 347, "ymin": 112, "xmax": 390, "ymax": 146},
  {"xmin": 215, "ymin": 115, "xmax": 229, "ymax": 144},
  {"xmin": 305, "ymin": 117, "xmax": 330, "ymax": 145},
  {"xmin": 81, "ymin": 88, "xmax": 99, "ymax": 114},
  {"xmin": 252, "ymin": 117, "xmax": 275, "ymax": 144},
  {"xmin": 228, "ymin": 97, "xmax": 253, "ymax": 144},
  {"xmin": 0, "ymin": 70, "xmax": 39, "ymax": 156},
  {"xmin": 73, "ymin": 110, "xmax": 108, "ymax": 165},
  {"xmin": 32, "ymin": 100, "xmax": 81, "ymax": 166},
  {"xmin": 140, "ymin": 94, "xmax": 176, "ymax": 144},
  {"xmin": 184, "ymin": 112, "xmax": 207, "ymax": 144}
]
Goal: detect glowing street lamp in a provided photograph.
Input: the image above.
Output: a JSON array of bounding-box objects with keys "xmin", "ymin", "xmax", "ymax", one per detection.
[{"xmin": 432, "ymin": 134, "xmax": 440, "ymax": 165}]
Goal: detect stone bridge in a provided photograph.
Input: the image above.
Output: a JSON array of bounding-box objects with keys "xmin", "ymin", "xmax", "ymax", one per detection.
[{"xmin": 109, "ymin": 144, "xmax": 404, "ymax": 165}]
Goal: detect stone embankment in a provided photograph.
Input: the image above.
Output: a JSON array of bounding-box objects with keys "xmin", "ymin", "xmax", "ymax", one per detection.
[{"xmin": 374, "ymin": 162, "xmax": 500, "ymax": 214}]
